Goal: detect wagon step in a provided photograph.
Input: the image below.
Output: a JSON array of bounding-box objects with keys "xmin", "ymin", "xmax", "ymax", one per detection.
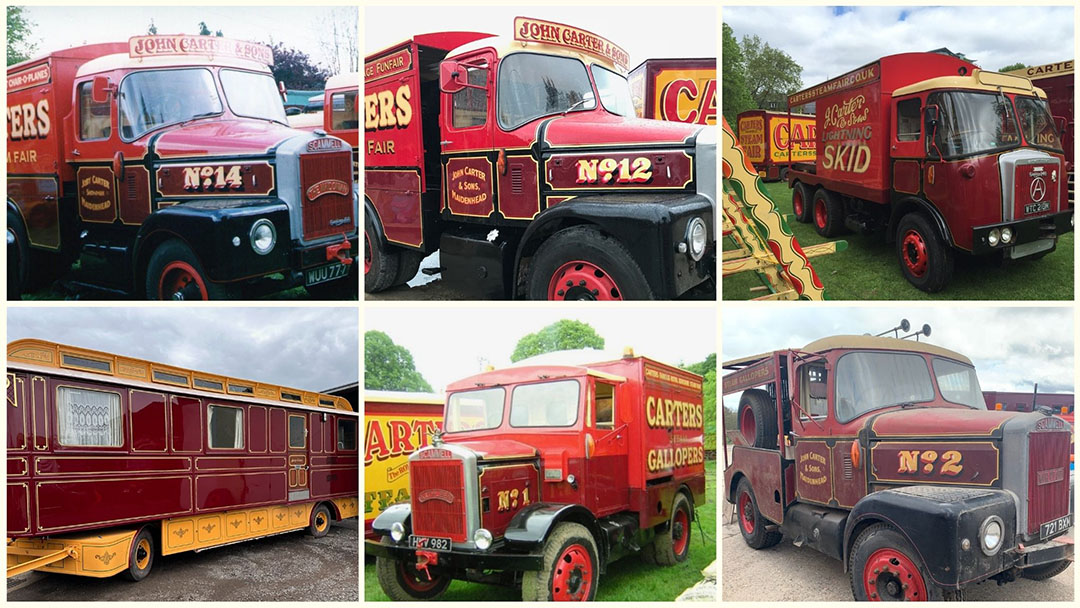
[{"xmin": 7, "ymin": 545, "xmax": 78, "ymax": 578}]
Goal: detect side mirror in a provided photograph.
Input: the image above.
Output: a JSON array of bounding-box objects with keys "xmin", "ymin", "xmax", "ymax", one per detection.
[
  {"xmin": 924, "ymin": 104, "xmax": 940, "ymax": 127},
  {"xmin": 91, "ymin": 75, "xmax": 113, "ymax": 104},
  {"xmin": 439, "ymin": 60, "xmax": 466, "ymax": 94},
  {"xmin": 1054, "ymin": 116, "xmax": 1067, "ymax": 136},
  {"xmin": 278, "ymin": 81, "xmax": 288, "ymax": 104}
]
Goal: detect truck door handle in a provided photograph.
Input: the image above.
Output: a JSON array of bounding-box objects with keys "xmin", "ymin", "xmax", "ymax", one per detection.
[{"xmin": 440, "ymin": 140, "xmax": 453, "ymax": 145}]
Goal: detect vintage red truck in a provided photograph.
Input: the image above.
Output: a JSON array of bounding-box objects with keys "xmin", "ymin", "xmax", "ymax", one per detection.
[
  {"xmin": 366, "ymin": 351, "xmax": 706, "ymax": 600},
  {"xmin": 785, "ymin": 52, "xmax": 1074, "ymax": 292},
  {"xmin": 628, "ymin": 58, "xmax": 715, "ymax": 126},
  {"xmin": 735, "ymin": 110, "xmax": 816, "ymax": 181},
  {"xmin": 723, "ymin": 331, "xmax": 1073, "ymax": 600},
  {"xmin": 6, "ymin": 338, "xmax": 359, "ymax": 580},
  {"xmin": 7, "ymin": 35, "xmax": 357, "ymax": 300},
  {"xmin": 364, "ymin": 17, "xmax": 716, "ymax": 300},
  {"xmin": 323, "ymin": 72, "xmax": 359, "ymax": 182},
  {"xmin": 1005, "ymin": 60, "xmax": 1074, "ymax": 204}
]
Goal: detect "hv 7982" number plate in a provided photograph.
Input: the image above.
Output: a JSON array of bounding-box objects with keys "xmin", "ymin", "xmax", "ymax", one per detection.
[
  {"xmin": 1040, "ymin": 514, "xmax": 1071, "ymax": 540},
  {"xmin": 409, "ymin": 534, "xmax": 451, "ymax": 552}
]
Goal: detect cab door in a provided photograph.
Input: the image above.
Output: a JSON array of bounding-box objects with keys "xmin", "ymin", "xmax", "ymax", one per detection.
[
  {"xmin": 439, "ymin": 50, "xmax": 496, "ymax": 219},
  {"xmin": 287, "ymin": 413, "xmax": 309, "ymax": 500},
  {"xmin": 586, "ymin": 379, "xmax": 629, "ymax": 516},
  {"xmin": 890, "ymin": 95, "xmax": 927, "ymax": 196}
]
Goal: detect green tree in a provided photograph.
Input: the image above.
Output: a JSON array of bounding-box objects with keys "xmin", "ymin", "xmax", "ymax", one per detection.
[
  {"xmin": 721, "ymin": 23, "xmax": 754, "ymax": 127},
  {"xmin": 681, "ymin": 354, "xmax": 716, "ymax": 452},
  {"xmin": 198, "ymin": 21, "xmax": 223, "ymax": 37},
  {"xmin": 147, "ymin": 19, "xmax": 157, "ymax": 35},
  {"xmin": 741, "ymin": 34, "xmax": 802, "ymax": 110},
  {"xmin": 267, "ymin": 41, "xmax": 332, "ymax": 89},
  {"xmin": 999, "ymin": 62, "xmax": 1027, "ymax": 73},
  {"xmin": 8, "ymin": 7, "xmax": 36, "ymax": 65},
  {"xmin": 511, "ymin": 320, "xmax": 604, "ymax": 362},
  {"xmin": 364, "ymin": 330, "xmax": 432, "ymax": 392}
]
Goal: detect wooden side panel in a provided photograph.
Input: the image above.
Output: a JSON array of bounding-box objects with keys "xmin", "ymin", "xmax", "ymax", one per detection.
[
  {"xmin": 248, "ymin": 405, "xmax": 267, "ymax": 453},
  {"xmin": 36, "ymin": 476, "xmax": 193, "ymax": 532},
  {"xmin": 130, "ymin": 390, "xmax": 167, "ymax": 452},
  {"xmin": 270, "ymin": 408, "xmax": 287, "ymax": 453},
  {"xmin": 171, "ymin": 396, "xmax": 202, "ymax": 453},
  {"xmin": 195, "ymin": 471, "xmax": 287, "ymax": 510}
]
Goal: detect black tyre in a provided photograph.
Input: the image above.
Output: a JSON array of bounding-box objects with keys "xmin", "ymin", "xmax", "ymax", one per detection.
[
  {"xmin": 1021, "ymin": 559, "xmax": 1071, "ymax": 580},
  {"xmin": 896, "ymin": 212, "xmax": 954, "ymax": 293},
  {"xmin": 791, "ymin": 183, "xmax": 812, "ymax": 223},
  {"xmin": 8, "ymin": 208, "xmax": 28, "ymax": 300},
  {"xmin": 521, "ymin": 522, "xmax": 598, "ymax": 601},
  {"xmin": 738, "ymin": 389, "xmax": 778, "ymax": 449},
  {"xmin": 306, "ymin": 264, "xmax": 358, "ymax": 300},
  {"xmin": 392, "ymin": 249, "xmax": 425, "ymax": 287},
  {"xmin": 527, "ymin": 226, "xmax": 653, "ymax": 300},
  {"xmin": 364, "ymin": 215, "xmax": 399, "ymax": 293},
  {"xmin": 308, "ymin": 503, "xmax": 332, "ymax": 538},
  {"xmin": 652, "ymin": 491, "xmax": 693, "ymax": 565},
  {"xmin": 735, "ymin": 478, "xmax": 782, "ymax": 550},
  {"xmin": 849, "ymin": 523, "xmax": 942, "ymax": 601},
  {"xmin": 145, "ymin": 239, "xmax": 236, "ymax": 300},
  {"xmin": 811, "ymin": 188, "xmax": 845, "ymax": 237},
  {"xmin": 123, "ymin": 527, "xmax": 155, "ymax": 582},
  {"xmin": 375, "ymin": 537, "xmax": 451, "ymax": 600}
]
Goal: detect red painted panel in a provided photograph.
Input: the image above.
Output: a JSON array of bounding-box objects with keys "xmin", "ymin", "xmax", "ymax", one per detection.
[
  {"xmin": 36, "ymin": 476, "xmax": 192, "ymax": 532},
  {"xmin": 312, "ymin": 454, "xmax": 359, "ymax": 467},
  {"xmin": 445, "ymin": 157, "xmax": 495, "ymax": 217},
  {"xmin": 871, "ymin": 408, "xmax": 1017, "ymax": 437},
  {"xmin": 130, "ymin": 390, "xmax": 167, "ymax": 452},
  {"xmin": 31, "ymin": 376, "xmax": 47, "ymax": 451},
  {"xmin": 171, "ymin": 396, "xmax": 202, "ymax": 453},
  {"xmin": 7, "ymin": 374, "xmax": 27, "ymax": 450},
  {"xmin": 270, "ymin": 408, "xmax": 287, "ymax": 453},
  {"xmin": 817, "ymin": 87, "xmax": 883, "ymax": 192},
  {"xmin": 310, "ymin": 464, "xmax": 359, "ymax": 498},
  {"xmin": 8, "ymin": 457, "xmax": 28, "ymax": 476},
  {"xmin": 76, "ymin": 166, "xmax": 118, "ymax": 224},
  {"xmin": 195, "ymin": 471, "xmax": 287, "ymax": 510},
  {"xmin": 794, "ymin": 440, "xmax": 832, "ymax": 504},
  {"xmin": 365, "ymin": 169, "xmax": 423, "ymax": 247},
  {"xmin": 8, "ymin": 483, "xmax": 30, "ymax": 534},
  {"xmin": 892, "ymin": 160, "xmax": 921, "ymax": 195},
  {"xmin": 310, "ymin": 412, "xmax": 323, "ymax": 453},
  {"xmin": 478, "ymin": 464, "xmax": 540, "ymax": 537},
  {"xmin": 248, "ymin": 406, "xmax": 267, "ymax": 453},
  {"xmin": 498, "ymin": 156, "xmax": 540, "ymax": 220},
  {"xmin": 195, "ymin": 457, "xmax": 286, "ymax": 470},
  {"xmin": 35, "ymin": 457, "xmax": 189, "ymax": 476},
  {"xmin": 545, "ymin": 150, "xmax": 692, "ymax": 192},
  {"xmin": 324, "ymin": 414, "xmax": 335, "ymax": 453},
  {"xmin": 870, "ymin": 441, "xmax": 1000, "ymax": 486},
  {"xmin": 730, "ymin": 446, "xmax": 784, "ymax": 524},
  {"xmin": 832, "ymin": 439, "xmax": 867, "ymax": 508},
  {"xmin": 118, "ymin": 166, "xmax": 152, "ymax": 225},
  {"xmin": 8, "ymin": 177, "xmax": 61, "ymax": 250}
]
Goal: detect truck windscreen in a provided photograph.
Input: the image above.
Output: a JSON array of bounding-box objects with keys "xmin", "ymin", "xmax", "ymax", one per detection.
[
  {"xmin": 446, "ymin": 387, "xmax": 505, "ymax": 432},
  {"xmin": 932, "ymin": 358, "xmax": 985, "ymax": 408},
  {"xmin": 928, "ymin": 91, "xmax": 1020, "ymax": 158},
  {"xmin": 834, "ymin": 351, "xmax": 936, "ymax": 422},
  {"xmin": 509, "ymin": 379, "xmax": 580, "ymax": 428},
  {"xmin": 1015, "ymin": 97, "xmax": 1063, "ymax": 152},
  {"xmin": 119, "ymin": 68, "xmax": 223, "ymax": 140},
  {"xmin": 220, "ymin": 69, "xmax": 288, "ymax": 124},
  {"xmin": 591, "ymin": 65, "xmax": 635, "ymax": 118},
  {"xmin": 497, "ymin": 53, "xmax": 596, "ymax": 130}
]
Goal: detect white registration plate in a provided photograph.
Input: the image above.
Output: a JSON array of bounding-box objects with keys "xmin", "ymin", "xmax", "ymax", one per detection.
[
  {"xmin": 1040, "ymin": 514, "xmax": 1071, "ymax": 540},
  {"xmin": 408, "ymin": 534, "xmax": 452, "ymax": 552},
  {"xmin": 305, "ymin": 263, "xmax": 348, "ymax": 286}
]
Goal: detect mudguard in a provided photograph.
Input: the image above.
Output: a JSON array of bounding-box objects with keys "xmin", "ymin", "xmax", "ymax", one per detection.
[
  {"xmin": 504, "ymin": 503, "xmax": 604, "ymax": 556},
  {"xmin": 844, "ymin": 486, "xmax": 1016, "ymax": 589},
  {"xmin": 889, "ymin": 196, "xmax": 954, "ymax": 246},
  {"xmin": 369, "ymin": 503, "xmax": 412, "ymax": 537}
]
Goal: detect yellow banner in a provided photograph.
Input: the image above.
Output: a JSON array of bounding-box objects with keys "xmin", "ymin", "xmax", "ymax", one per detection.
[
  {"xmin": 128, "ymin": 35, "xmax": 274, "ymax": 66},
  {"xmin": 513, "ymin": 17, "xmax": 629, "ymax": 70}
]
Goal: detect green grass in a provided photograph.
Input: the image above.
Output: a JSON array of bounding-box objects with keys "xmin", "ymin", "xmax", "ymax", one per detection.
[
  {"xmin": 724, "ymin": 181, "xmax": 1074, "ymax": 300},
  {"xmin": 364, "ymin": 460, "xmax": 717, "ymax": 601},
  {"xmin": 21, "ymin": 284, "xmax": 312, "ymax": 301}
]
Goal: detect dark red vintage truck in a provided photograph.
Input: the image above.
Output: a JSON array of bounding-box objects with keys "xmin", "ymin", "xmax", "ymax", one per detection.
[
  {"xmin": 366, "ymin": 352, "xmax": 706, "ymax": 600},
  {"xmin": 364, "ymin": 17, "xmax": 715, "ymax": 300},
  {"xmin": 723, "ymin": 329, "xmax": 1073, "ymax": 600},
  {"xmin": 1005, "ymin": 60, "xmax": 1073, "ymax": 203},
  {"xmin": 785, "ymin": 52, "xmax": 1073, "ymax": 292}
]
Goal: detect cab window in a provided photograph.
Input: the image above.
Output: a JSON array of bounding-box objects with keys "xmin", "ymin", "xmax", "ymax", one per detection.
[
  {"xmin": 78, "ymin": 81, "xmax": 112, "ymax": 140},
  {"xmin": 896, "ymin": 98, "xmax": 921, "ymax": 142},
  {"xmin": 595, "ymin": 383, "xmax": 615, "ymax": 428},
  {"xmin": 799, "ymin": 365, "xmax": 828, "ymax": 420},
  {"xmin": 452, "ymin": 61, "xmax": 488, "ymax": 129},
  {"xmin": 509, "ymin": 380, "xmax": 580, "ymax": 427},
  {"xmin": 330, "ymin": 90, "xmax": 359, "ymax": 130}
]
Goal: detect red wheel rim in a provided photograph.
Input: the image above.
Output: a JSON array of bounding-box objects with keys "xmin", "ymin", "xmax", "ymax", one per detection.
[
  {"xmin": 793, "ymin": 189, "xmax": 804, "ymax": 217},
  {"xmin": 672, "ymin": 506, "xmax": 690, "ymax": 556},
  {"xmin": 814, "ymin": 199, "xmax": 827, "ymax": 229},
  {"xmin": 901, "ymin": 229, "xmax": 928, "ymax": 278},
  {"xmin": 398, "ymin": 561, "xmax": 441, "ymax": 593},
  {"xmin": 863, "ymin": 547, "xmax": 927, "ymax": 601},
  {"xmin": 547, "ymin": 261, "xmax": 622, "ymax": 300},
  {"xmin": 739, "ymin": 406, "xmax": 756, "ymax": 446},
  {"xmin": 552, "ymin": 543, "xmax": 593, "ymax": 601},
  {"xmin": 364, "ymin": 236, "xmax": 373, "ymax": 274},
  {"xmin": 738, "ymin": 491, "xmax": 755, "ymax": 534},
  {"xmin": 159, "ymin": 261, "xmax": 209, "ymax": 300}
]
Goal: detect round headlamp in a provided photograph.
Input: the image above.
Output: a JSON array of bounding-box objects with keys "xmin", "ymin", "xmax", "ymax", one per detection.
[
  {"xmin": 390, "ymin": 521, "xmax": 406, "ymax": 542},
  {"xmin": 473, "ymin": 528, "xmax": 493, "ymax": 551},
  {"xmin": 250, "ymin": 219, "xmax": 277, "ymax": 255},
  {"xmin": 979, "ymin": 515, "xmax": 1004, "ymax": 556},
  {"xmin": 686, "ymin": 217, "xmax": 707, "ymax": 261},
  {"xmin": 987, "ymin": 229, "xmax": 1001, "ymax": 247},
  {"xmin": 1001, "ymin": 227, "xmax": 1014, "ymax": 244}
]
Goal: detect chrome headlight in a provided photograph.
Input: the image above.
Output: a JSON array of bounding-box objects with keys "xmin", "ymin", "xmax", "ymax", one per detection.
[
  {"xmin": 979, "ymin": 515, "xmax": 1003, "ymax": 556},
  {"xmin": 250, "ymin": 219, "xmax": 276, "ymax": 255},
  {"xmin": 686, "ymin": 217, "xmax": 707, "ymax": 261},
  {"xmin": 987, "ymin": 229, "xmax": 1001, "ymax": 247},
  {"xmin": 473, "ymin": 528, "xmax": 493, "ymax": 551},
  {"xmin": 1001, "ymin": 227, "xmax": 1014, "ymax": 244},
  {"xmin": 390, "ymin": 521, "xmax": 406, "ymax": 542}
]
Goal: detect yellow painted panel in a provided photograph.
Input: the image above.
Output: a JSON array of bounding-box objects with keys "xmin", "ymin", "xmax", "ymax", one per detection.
[
  {"xmin": 270, "ymin": 506, "xmax": 291, "ymax": 530},
  {"xmin": 288, "ymin": 503, "xmax": 312, "ymax": 528},
  {"xmin": 165, "ymin": 518, "xmax": 195, "ymax": 551},
  {"xmin": 7, "ymin": 529, "xmax": 135, "ymax": 578},
  {"xmin": 249, "ymin": 508, "xmax": 269, "ymax": 533},
  {"xmin": 225, "ymin": 512, "xmax": 247, "ymax": 538},
  {"xmin": 195, "ymin": 513, "xmax": 223, "ymax": 544},
  {"xmin": 332, "ymin": 497, "xmax": 359, "ymax": 519}
]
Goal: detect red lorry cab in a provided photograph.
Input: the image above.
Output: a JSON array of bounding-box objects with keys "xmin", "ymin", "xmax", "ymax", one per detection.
[
  {"xmin": 785, "ymin": 52, "xmax": 1074, "ymax": 292},
  {"xmin": 1006, "ymin": 60, "xmax": 1074, "ymax": 203}
]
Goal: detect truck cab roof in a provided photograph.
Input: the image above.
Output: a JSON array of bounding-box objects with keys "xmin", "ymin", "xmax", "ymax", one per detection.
[
  {"xmin": 325, "ymin": 71, "xmax": 358, "ymax": 92},
  {"xmin": 76, "ymin": 52, "xmax": 272, "ymax": 77},
  {"xmin": 447, "ymin": 35, "xmax": 625, "ymax": 74},
  {"xmin": 892, "ymin": 68, "xmax": 1045, "ymax": 98},
  {"xmin": 724, "ymin": 335, "xmax": 972, "ymax": 369},
  {"xmin": 447, "ymin": 364, "xmax": 626, "ymax": 391}
]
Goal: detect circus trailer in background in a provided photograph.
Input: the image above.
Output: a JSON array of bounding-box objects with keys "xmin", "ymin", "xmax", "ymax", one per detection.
[
  {"xmin": 735, "ymin": 110, "xmax": 816, "ymax": 182},
  {"xmin": 628, "ymin": 58, "xmax": 716, "ymax": 126}
]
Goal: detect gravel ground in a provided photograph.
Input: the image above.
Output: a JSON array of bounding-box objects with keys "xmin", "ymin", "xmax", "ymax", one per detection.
[
  {"xmin": 7, "ymin": 519, "xmax": 358, "ymax": 601},
  {"xmin": 721, "ymin": 507, "xmax": 1073, "ymax": 601}
]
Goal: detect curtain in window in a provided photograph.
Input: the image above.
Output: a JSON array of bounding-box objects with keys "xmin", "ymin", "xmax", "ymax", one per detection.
[{"xmin": 58, "ymin": 387, "xmax": 121, "ymax": 446}]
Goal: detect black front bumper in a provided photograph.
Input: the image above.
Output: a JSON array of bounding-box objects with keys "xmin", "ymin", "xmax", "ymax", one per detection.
[
  {"xmin": 1010, "ymin": 535, "xmax": 1074, "ymax": 570},
  {"xmin": 970, "ymin": 209, "xmax": 1073, "ymax": 255},
  {"xmin": 365, "ymin": 539, "xmax": 543, "ymax": 571}
]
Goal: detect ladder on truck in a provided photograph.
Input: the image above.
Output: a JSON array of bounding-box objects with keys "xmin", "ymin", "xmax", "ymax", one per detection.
[{"xmin": 721, "ymin": 117, "xmax": 844, "ymax": 300}]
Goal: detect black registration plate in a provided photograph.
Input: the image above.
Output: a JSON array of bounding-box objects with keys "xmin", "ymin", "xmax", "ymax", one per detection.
[
  {"xmin": 305, "ymin": 263, "xmax": 348, "ymax": 286},
  {"xmin": 408, "ymin": 535, "xmax": 452, "ymax": 552},
  {"xmin": 1025, "ymin": 201, "xmax": 1051, "ymax": 215},
  {"xmin": 1040, "ymin": 514, "xmax": 1071, "ymax": 540}
]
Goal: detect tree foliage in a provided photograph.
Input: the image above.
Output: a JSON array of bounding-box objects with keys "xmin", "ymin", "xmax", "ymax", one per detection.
[
  {"xmin": 680, "ymin": 354, "xmax": 716, "ymax": 449},
  {"xmin": 7, "ymin": 7, "xmax": 36, "ymax": 66},
  {"xmin": 511, "ymin": 320, "xmax": 604, "ymax": 363},
  {"xmin": 364, "ymin": 330, "xmax": 432, "ymax": 392},
  {"xmin": 147, "ymin": 19, "xmax": 157, "ymax": 35},
  {"xmin": 267, "ymin": 41, "xmax": 332, "ymax": 89},
  {"xmin": 198, "ymin": 21, "xmax": 223, "ymax": 37},
  {"xmin": 741, "ymin": 34, "xmax": 803, "ymax": 110},
  {"xmin": 721, "ymin": 23, "xmax": 754, "ymax": 127},
  {"xmin": 998, "ymin": 62, "xmax": 1027, "ymax": 73}
]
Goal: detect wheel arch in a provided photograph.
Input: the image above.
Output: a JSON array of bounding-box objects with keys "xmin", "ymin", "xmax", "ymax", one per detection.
[
  {"xmin": 505, "ymin": 503, "xmax": 607, "ymax": 565},
  {"xmin": 364, "ymin": 195, "xmax": 389, "ymax": 246},
  {"xmin": 727, "ymin": 470, "xmax": 747, "ymax": 504},
  {"xmin": 132, "ymin": 227, "xmax": 192, "ymax": 297},
  {"xmin": 888, "ymin": 196, "xmax": 954, "ymax": 246}
]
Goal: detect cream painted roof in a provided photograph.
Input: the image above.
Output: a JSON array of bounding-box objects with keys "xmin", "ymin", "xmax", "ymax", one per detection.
[
  {"xmin": 893, "ymin": 69, "xmax": 1044, "ymax": 98},
  {"xmin": 802, "ymin": 335, "xmax": 972, "ymax": 365},
  {"xmin": 449, "ymin": 35, "xmax": 623, "ymax": 74},
  {"xmin": 77, "ymin": 53, "xmax": 271, "ymax": 78},
  {"xmin": 325, "ymin": 72, "xmax": 358, "ymax": 92}
]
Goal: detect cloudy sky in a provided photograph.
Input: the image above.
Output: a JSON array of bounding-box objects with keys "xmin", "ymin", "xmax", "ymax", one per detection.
[
  {"xmin": 722, "ymin": 306, "xmax": 1074, "ymax": 409},
  {"xmin": 365, "ymin": 6, "xmax": 716, "ymax": 70},
  {"xmin": 366, "ymin": 306, "xmax": 716, "ymax": 392},
  {"xmin": 724, "ymin": 6, "xmax": 1074, "ymax": 90},
  {"xmin": 19, "ymin": 6, "xmax": 356, "ymax": 73},
  {"xmin": 7, "ymin": 307, "xmax": 358, "ymax": 393}
]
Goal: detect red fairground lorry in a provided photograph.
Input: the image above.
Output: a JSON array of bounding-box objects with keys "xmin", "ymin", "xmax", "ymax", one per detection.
[
  {"xmin": 723, "ymin": 326, "xmax": 1073, "ymax": 600},
  {"xmin": 735, "ymin": 110, "xmax": 816, "ymax": 181},
  {"xmin": 364, "ymin": 17, "xmax": 716, "ymax": 300},
  {"xmin": 7, "ymin": 36, "xmax": 357, "ymax": 300},
  {"xmin": 1005, "ymin": 60, "xmax": 1074, "ymax": 203},
  {"xmin": 785, "ymin": 52, "xmax": 1074, "ymax": 292},
  {"xmin": 628, "ymin": 58, "xmax": 716, "ymax": 125},
  {"xmin": 366, "ymin": 351, "xmax": 706, "ymax": 600}
]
